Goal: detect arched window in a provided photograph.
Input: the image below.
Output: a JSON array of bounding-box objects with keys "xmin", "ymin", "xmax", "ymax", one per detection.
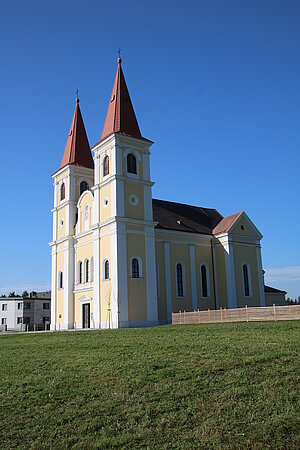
[
  {"xmin": 176, "ymin": 263, "xmax": 184, "ymax": 297},
  {"xmin": 80, "ymin": 181, "xmax": 89, "ymax": 195},
  {"xmin": 104, "ymin": 260, "xmax": 109, "ymax": 280},
  {"xmin": 84, "ymin": 205, "xmax": 89, "ymax": 231},
  {"xmin": 131, "ymin": 258, "xmax": 139, "ymax": 278},
  {"xmin": 60, "ymin": 183, "xmax": 65, "ymax": 201},
  {"xmin": 243, "ymin": 264, "xmax": 250, "ymax": 297},
  {"xmin": 58, "ymin": 271, "xmax": 63, "ymax": 289},
  {"xmin": 90, "ymin": 257, "xmax": 94, "ymax": 282},
  {"xmin": 84, "ymin": 259, "xmax": 89, "ymax": 283},
  {"xmin": 103, "ymin": 155, "xmax": 109, "ymax": 177},
  {"xmin": 78, "ymin": 261, "xmax": 82, "ymax": 284},
  {"xmin": 127, "ymin": 153, "xmax": 137, "ymax": 174},
  {"xmin": 201, "ymin": 265, "xmax": 208, "ymax": 298}
]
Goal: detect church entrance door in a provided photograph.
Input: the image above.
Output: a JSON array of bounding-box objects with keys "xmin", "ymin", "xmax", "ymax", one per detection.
[{"xmin": 82, "ymin": 303, "xmax": 90, "ymax": 329}]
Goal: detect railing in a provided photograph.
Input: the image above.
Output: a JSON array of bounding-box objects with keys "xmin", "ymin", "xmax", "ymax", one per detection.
[{"xmin": 172, "ymin": 305, "xmax": 300, "ymax": 325}]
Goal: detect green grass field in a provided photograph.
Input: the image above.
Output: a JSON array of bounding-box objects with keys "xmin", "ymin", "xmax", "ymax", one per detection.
[{"xmin": 0, "ymin": 321, "xmax": 299, "ymax": 449}]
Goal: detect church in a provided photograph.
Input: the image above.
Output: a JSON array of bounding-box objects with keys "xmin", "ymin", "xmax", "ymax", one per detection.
[{"xmin": 49, "ymin": 56, "xmax": 285, "ymax": 330}]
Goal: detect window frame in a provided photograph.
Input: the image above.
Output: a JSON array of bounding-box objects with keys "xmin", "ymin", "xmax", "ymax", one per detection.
[
  {"xmin": 103, "ymin": 155, "xmax": 109, "ymax": 177},
  {"xmin": 242, "ymin": 263, "xmax": 252, "ymax": 298},
  {"xmin": 200, "ymin": 264, "xmax": 210, "ymax": 298},
  {"xmin": 60, "ymin": 182, "xmax": 65, "ymax": 201},
  {"xmin": 130, "ymin": 256, "xmax": 142, "ymax": 279},
  {"xmin": 175, "ymin": 262, "xmax": 186, "ymax": 298},
  {"xmin": 84, "ymin": 259, "xmax": 89, "ymax": 283},
  {"xmin": 58, "ymin": 271, "xmax": 63, "ymax": 289}
]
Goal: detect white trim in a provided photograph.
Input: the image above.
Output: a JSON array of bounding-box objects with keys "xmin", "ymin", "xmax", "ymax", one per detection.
[
  {"xmin": 200, "ymin": 263, "xmax": 211, "ymax": 298},
  {"xmin": 144, "ymin": 185, "xmax": 153, "ymax": 220},
  {"xmin": 212, "ymin": 244, "xmax": 219, "ymax": 309},
  {"xmin": 189, "ymin": 245, "xmax": 198, "ymax": 310},
  {"xmin": 93, "ymin": 229, "xmax": 100, "ymax": 328},
  {"xmin": 256, "ymin": 246, "xmax": 266, "ymax": 306},
  {"xmin": 116, "ymin": 222, "xmax": 128, "ymax": 325},
  {"xmin": 164, "ymin": 241, "xmax": 172, "ymax": 322},
  {"xmin": 223, "ymin": 238, "xmax": 237, "ymax": 308},
  {"xmin": 145, "ymin": 226, "xmax": 158, "ymax": 322},
  {"xmin": 175, "ymin": 261, "xmax": 186, "ymax": 298},
  {"xmin": 156, "ymin": 261, "xmax": 160, "ymax": 298},
  {"xmin": 50, "ymin": 248, "xmax": 57, "ymax": 330}
]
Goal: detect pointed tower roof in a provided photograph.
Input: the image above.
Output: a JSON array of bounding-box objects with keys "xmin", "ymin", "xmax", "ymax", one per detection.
[
  {"xmin": 100, "ymin": 57, "xmax": 143, "ymax": 142},
  {"xmin": 60, "ymin": 97, "xmax": 94, "ymax": 170}
]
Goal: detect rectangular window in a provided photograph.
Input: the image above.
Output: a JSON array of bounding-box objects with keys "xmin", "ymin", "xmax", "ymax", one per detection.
[
  {"xmin": 17, "ymin": 302, "xmax": 23, "ymax": 310},
  {"xmin": 2, "ymin": 304, "xmax": 7, "ymax": 311},
  {"xmin": 24, "ymin": 302, "xmax": 31, "ymax": 310},
  {"xmin": 17, "ymin": 317, "xmax": 23, "ymax": 324},
  {"xmin": 43, "ymin": 303, "xmax": 50, "ymax": 310},
  {"xmin": 23, "ymin": 317, "xmax": 30, "ymax": 324},
  {"xmin": 1, "ymin": 318, "xmax": 7, "ymax": 325}
]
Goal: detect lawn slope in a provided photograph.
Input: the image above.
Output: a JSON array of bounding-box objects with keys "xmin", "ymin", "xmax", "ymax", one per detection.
[{"xmin": 0, "ymin": 321, "xmax": 299, "ymax": 449}]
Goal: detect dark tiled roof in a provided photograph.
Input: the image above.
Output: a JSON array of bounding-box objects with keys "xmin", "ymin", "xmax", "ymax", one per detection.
[
  {"xmin": 60, "ymin": 98, "xmax": 94, "ymax": 170},
  {"xmin": 264, "ymin": 285, "xmax": 286, "ymax": 294},
  {"xmin": 152, "ymin": 199, "xmax": 223, "ymax": 235},
  {"xmin": 100, "ymin": 59, "xmax": 143, "ymax": 143}
]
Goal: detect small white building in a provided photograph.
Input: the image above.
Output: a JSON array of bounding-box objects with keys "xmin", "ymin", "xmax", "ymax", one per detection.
[{"xmin": 0, "ymin": 291, "xmax": 51, "ymax": 331}]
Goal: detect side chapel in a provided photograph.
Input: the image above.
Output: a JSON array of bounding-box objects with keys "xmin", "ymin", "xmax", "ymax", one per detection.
[{"xmin": 50, "ymin": 57, "xmax": 285, "ymax": 330}]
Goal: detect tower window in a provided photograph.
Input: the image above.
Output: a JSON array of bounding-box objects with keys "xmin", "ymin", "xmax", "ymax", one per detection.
[
  {"xmin": 127, "ymin": 154, "xmax": 137, "ymax": 174},
  {"xmin": 84, "ymin": 260, "xmax": 89, "ymax": 283},
  {"xmin": 80, "ymin": 181, "xmax": 89, "ymax": 195},
  {"xmin": 131, "ymin": 258, "xmax": 140, "ymax": 278},
  {"xmin": 243, "ymin": 264, "xmax": 251, "ymax": 297},
  {"xmin": 176, "ymin": 263, "xmax": 184, "ymax": 297},
  {"xmin": 103, "ymin": 155, "xmax": 109, "ymax": 177},
  {"xmin": 60, "ymin": 183, "xmax": 65, "ymax": 201},
  {"xmin": 84, "ymin": 205, "xmax": 89, "ymax": 231},
  {"xmin": 201, "ymin": 265, "xmax": 208, "ymax": 298},
  {"xmin": 78, "ymin": 261, "xmax": 82, "ymax": 284},
  {"xmin": 58, "ymin": 271, "xmax": 63, "ymax": 289},
  {"xmin": 104, "ymin": 260, "xmax": 109, "ymax": 280}
]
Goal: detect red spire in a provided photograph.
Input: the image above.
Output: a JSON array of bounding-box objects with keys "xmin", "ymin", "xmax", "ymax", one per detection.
[
  {"xmin": 100, "ymin": 57, "xmax": 142, "ymax": 142},
  {"xmin": 60, "ymin": 97, "xmax": 94, "ymax": 170}
]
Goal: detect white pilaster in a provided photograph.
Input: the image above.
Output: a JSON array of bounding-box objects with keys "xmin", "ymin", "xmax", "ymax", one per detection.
[
  {"xmin": 223, "ymin": 237, "xmax": 237, "ymax": 308},
  {"xmin": 93, "ymin": 229, "xmax": 100, "ymax": 328},
  {"xmin": 164, "ymin": 241, "xmax": 172, "ymax": 323},
  {"xmin": 212, "ymin": 244, "xmax": 219, "ymax": 309},
  {"xmin": 63, "ymin": 238, "xmax": 74, "ymax": 329},
  {"xmin": 256, "ymin": 245, "xmax": 266, "ymax": 306},
  {"xmin": 50, "ymin": 247, "xmax": 57, "ymax": 330},
  {"xmin": 145, "ymin": 226, "xmax": 158, "ymax": 323},
  {"xmin": 117, "ymin": 222, "xmax": 128, "ymax": 326},
  {"xmin": 110, "ymin": 222, "xmax": 119, "ymax": 328},
  {"xmin": 189, "ymin": 244, "xmax": 198, "ymax": 311},
  {"xmin": 144, "ymin": 185, "xmax": 153, "ymax": 221}
]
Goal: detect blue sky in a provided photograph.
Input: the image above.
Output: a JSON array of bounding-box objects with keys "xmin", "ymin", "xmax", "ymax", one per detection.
[{"xmin": 0, "ymin": 0, "xmax": 299, "ymax": 298}]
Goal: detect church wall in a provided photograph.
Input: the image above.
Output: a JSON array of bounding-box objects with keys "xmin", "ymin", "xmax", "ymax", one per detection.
[
  {"xmin": 231, "ymin": 219, "xmax": 259, "ymax": 239},
  {"xmin": 99, "ymin": 230, "xmax": 111, "ymax": 324},
  {"xmin": 99, "ymin": 183, "xmax": 111, "ymax": 222},
  {"xmin": 127, "ymin": 232, "xmax": 147, "ymax": 321},
  {"xmin": 194, "ymin": 244, "xmax": 216, "ymax": 311},
  {"xmin": 57, "ymin": 209, "xmax": 66, "ymax": 240},
  {"xmin": 213, "ymin": 243, "xmax": 228, "ymax": 308},
  {"xmin": 56, "ymin": 247, "xmax": 65, "ymax": 324},
  {"xmin": 124, "ymin": 182, "xmax": 145, "ymax": 220},
  {"xmin": 155, "ymin": 241, "xmax": 167, "ymax": 323},
  {"xmin": 265, "ymin": 293, "xmax": 286, "ymax": 306},
  {"xmin": 233, "ymin": 244, "xmax": 261, "ymax": 307}
]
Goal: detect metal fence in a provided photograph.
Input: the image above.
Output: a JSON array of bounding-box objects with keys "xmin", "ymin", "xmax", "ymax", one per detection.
[{"xmin": 172, "ymin": 305, "xmax": 300, "ymax": 325}]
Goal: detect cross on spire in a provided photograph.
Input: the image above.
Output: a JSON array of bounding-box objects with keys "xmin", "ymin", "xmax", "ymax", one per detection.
[{"xmin": 117, "ymin": 47, "xmax": 122, "ymax": 64}]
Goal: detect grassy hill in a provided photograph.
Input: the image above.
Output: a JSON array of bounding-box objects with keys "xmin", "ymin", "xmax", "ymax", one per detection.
[{"xmin": 0, "ymin": 321, "xmax": 299, "ymax": 449}]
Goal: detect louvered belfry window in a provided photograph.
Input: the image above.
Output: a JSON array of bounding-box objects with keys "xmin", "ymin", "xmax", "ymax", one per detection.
[
  {"xmin": 127, "ymin": 154, "xmax": 137, "ymax": 174},
  {"xmin": 176, "ymin": 264, "xmax": 183, "ymax": 297},
  {"xmin": 104, "ymin": 260, "xmax": 110, "ymax": 280},
  {"xmin": 103, "ymin": 156, "xmax": 109, "ymax": 176},
  {"xmin": 60, "ymin": 183, "xmax": 65, "ymax": 201},
  {"xmin": 80, "ymin": 181, "xmax": 89, "ymax": 195}
]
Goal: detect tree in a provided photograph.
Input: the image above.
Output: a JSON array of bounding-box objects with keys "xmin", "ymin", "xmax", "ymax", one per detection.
[
  {"xmin": 8, "ymin": 291, "xmax": 16, "ymax": 297},
  {"xmin": 22, "ymin": 291, "xmax": 29, "ymax": 298}
]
